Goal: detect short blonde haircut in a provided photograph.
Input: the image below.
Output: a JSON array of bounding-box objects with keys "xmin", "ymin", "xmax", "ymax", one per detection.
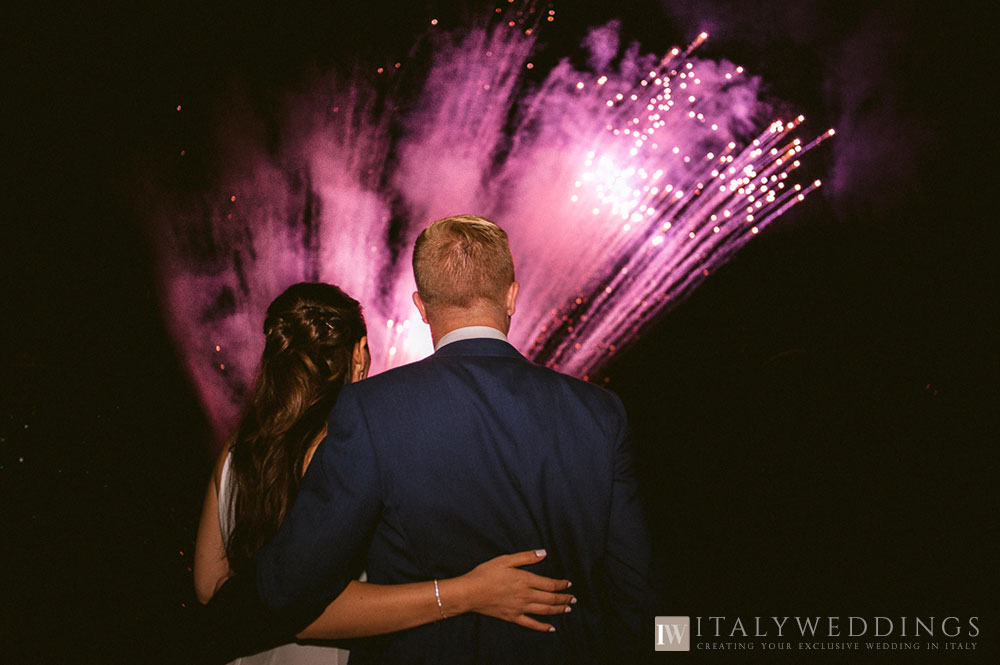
[{"xmin": 413, "ymin": 214, "xmax": 515, "ymax": 315}]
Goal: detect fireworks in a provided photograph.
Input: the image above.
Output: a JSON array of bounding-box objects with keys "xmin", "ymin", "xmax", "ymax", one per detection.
[{"xmin": 151, "ymin": 2, "xmax": 833, "ymax": 438}]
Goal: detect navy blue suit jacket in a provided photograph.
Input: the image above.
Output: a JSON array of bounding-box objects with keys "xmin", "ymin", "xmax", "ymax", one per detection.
[{"xmin": 255, "ymin": 338, "xmax": 655, "ymax": 663}]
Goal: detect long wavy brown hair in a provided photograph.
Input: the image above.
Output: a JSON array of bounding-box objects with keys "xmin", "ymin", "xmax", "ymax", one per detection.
[{"xmin": 224, "ymin": 282, "xmax": 366, "ymax": 572}]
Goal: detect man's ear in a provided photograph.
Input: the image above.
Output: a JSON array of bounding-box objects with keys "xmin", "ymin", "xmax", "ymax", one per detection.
[
  {"xmin": 352, "ymin": 335, "xmax": 368, "ymax": 365},
  {"xmin": 412, "ymin": 291, "xmax": 429, "ymax": 324},
  {"xmin": 505, "ymin": 281, "xmax": 519, "ymax": 317},
  {"xmin": 351, "ymin": 336, "xmax": 369, "ymax": 382}
]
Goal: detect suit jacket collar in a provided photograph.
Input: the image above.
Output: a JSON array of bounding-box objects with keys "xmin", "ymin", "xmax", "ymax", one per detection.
[{"xmin": 431, "ymin": 337, "xmax": 524, "ymax": 360}]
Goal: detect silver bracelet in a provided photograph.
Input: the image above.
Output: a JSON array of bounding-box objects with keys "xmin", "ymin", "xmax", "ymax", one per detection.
[{"xmin": 433, "ymin": 579, "xmax": 448, "ymax": 619}]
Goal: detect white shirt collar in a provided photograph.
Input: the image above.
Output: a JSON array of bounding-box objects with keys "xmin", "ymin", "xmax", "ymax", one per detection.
[{"xmin": 435, "ymin": 326, "xmax": 509, "ymax": 351}]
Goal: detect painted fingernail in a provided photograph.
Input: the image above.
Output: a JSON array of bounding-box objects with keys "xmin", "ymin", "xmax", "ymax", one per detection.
[
  {"xmin": 564, "ymin": 606, "xmax": 572, "ymax": 613},
  {"xmin": 549, "ymin": 626, "xmax": 556, "ymax": 632},
  {"xmin": 566, "ymin": 581, "xmax": 572, "ymax": 588},
  {"xmin": 535, "ymin": 549, "xmax": 546, "ymax": 557},
  {"xmin": 570, "ymin": 596, "xmax": 577, "ymax": 604}
]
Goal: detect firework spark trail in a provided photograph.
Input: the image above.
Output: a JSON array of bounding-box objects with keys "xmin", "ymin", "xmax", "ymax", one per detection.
[
  {"xmin": 152, "ymin": 3, "xmax": 833, "ymax": 438},
  {"xmin": 528, "ymin": 119, "xmax": 835, "ymax": 374},
  {"xmin": 496, "ymin": 31, "xmax": 834, "ymax": 375}
]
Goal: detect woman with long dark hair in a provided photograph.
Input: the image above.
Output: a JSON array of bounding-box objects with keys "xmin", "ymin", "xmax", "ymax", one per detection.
[{"xmin": 195, "ymin": 283, "xmax": 572, "ymax": 663}]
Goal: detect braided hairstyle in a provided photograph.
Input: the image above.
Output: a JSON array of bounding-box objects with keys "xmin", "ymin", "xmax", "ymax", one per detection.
[{"xmin": 225, "ymin": 282, "xmax": 366, "ymax": 571}]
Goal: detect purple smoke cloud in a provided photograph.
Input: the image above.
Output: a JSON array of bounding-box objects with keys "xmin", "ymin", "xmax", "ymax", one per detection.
[{"xmin": 148, "ymin": 4, "xmax": 832, "ymax": 441}]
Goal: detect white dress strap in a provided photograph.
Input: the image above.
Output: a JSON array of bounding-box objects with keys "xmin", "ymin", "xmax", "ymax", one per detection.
[{"xmin": 218, "ymin": 450, "xmax": 235, "ymax": 540}]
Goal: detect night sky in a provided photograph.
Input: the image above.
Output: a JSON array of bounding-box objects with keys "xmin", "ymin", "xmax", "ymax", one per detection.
[{"xmin": 2, "ymin": 1, "xmax": 993, "ymax": 663}]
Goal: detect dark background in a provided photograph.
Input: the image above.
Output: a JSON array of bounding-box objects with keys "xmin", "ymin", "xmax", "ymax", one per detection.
[{"xmin": 2, "ymin": 1, "xmax": 994, "ymax": 662}]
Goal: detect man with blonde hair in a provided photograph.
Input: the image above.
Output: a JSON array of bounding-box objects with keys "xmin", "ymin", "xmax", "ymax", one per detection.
[
  {"xmin": 410, "ymin": 214, "xmax": 519, "ymax": 347},
  {"xmin": 255, "ymin": 214, "xmax": 656, "ymax": 662}
]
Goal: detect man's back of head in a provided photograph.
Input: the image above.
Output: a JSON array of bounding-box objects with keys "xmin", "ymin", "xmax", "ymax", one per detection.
[{"xmin": 411, "ymin": 214, "xmax": 519, "ymax": 345}]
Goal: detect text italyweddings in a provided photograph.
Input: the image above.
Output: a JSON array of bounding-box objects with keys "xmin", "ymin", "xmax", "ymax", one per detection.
[{"xmin": 693, "ymin": 616, "xmax": 979, "ymax": 652}]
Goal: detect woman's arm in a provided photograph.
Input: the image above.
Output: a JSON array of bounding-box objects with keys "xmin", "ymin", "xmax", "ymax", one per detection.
[
  {"xmin": 197, "ymin": 440, "xmax": 572, "ymax": 633},
  {"xmin": 193, "ymin": 449, "xmax": 232, "ymax": 604},
  {"xmin": 297, "ymin": 549, "xmax": 574, "ymax": 639}
]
